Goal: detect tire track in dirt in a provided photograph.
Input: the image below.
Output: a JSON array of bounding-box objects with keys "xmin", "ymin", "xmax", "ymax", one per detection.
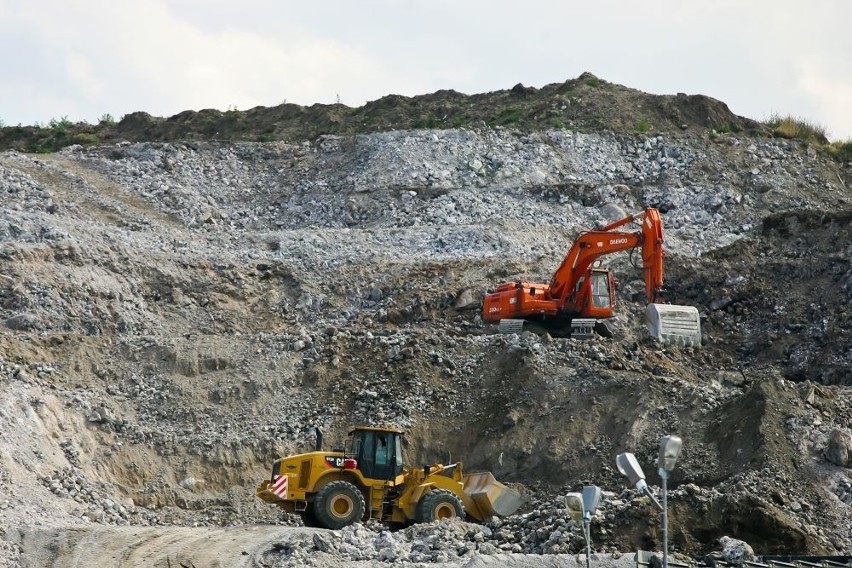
[{"xmin": 12, "ymin": 154, "xmax": 183, "ymax": 230}]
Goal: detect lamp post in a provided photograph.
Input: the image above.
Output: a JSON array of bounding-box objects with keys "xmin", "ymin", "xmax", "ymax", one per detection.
[
  {"xmin": 615, "ymin": 452, "xmax": 662, "ymax": 510},
  {"xmin": 581, "ymin": 485, "xmax": 601, "ymax": 568},
  {"xmin": 657, "ymin": 435, "xmax": 682, "ymax": 568}
]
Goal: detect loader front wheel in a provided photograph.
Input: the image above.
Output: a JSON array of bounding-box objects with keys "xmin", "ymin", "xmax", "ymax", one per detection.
[
  {"xmin": 300, "ymin": 504, "xmax": 321, "ymax": 528},
  {"xmin": 415, "ymin": 489, "xmax": 465, "ymax": 523},
  {"xmin": 314, "ymin": 480, "xmax": 366, "ymax": 529}
]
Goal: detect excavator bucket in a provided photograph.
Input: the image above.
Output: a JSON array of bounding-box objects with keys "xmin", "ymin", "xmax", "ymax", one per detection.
[
  {"xmin": 462, "ymin": 471, "xmax": 528, "ymax": 518},
  {"xmin": 646, "ymin": 303, "xmax": 702, "ymax": 347}
]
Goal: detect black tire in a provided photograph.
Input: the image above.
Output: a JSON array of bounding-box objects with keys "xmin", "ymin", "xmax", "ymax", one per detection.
[
  {"xmin": 313, "ymin": 480, "xmax": 366, "ymax": 529},
  {"xmin": 414, "ymin": 489, "xmax": 465, "ymax": 523},
  {"xmin": 300, "ymin": 504, "xmax": 321, "ymax": 528}
]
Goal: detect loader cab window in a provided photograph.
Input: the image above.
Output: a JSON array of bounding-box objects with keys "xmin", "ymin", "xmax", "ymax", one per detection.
[
  {"xmin": 591, "ymin": 272, "xmax": 611, "ymax": 308},
  {"xmin": 394, "ymin": 436, "xmax": 404, "ymax": 474},
  {"xmin": 375, "ymin": 433, "xmax": 389, "ymax": 466}
]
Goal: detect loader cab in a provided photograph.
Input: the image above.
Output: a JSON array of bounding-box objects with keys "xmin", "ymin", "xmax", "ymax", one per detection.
[{"xmin": 349, "ymin": 427, "xmax": 404, "ymax": 482}]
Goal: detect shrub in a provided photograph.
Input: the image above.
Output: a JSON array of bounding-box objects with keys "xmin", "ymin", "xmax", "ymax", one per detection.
[
  {"xmin": 635, "ymin": 118, "xmax": 651, "ymax": 133},
  {"xmin": 73, "ymin": 133, "xmax": 100, "ymax": 146},
  {"xmin": 49, "ymin": 116, "xmax": 72, "ymax": 129},
  {"xmin": 98, "ymin": 113, "xmax": 115, "ymax": 125}
]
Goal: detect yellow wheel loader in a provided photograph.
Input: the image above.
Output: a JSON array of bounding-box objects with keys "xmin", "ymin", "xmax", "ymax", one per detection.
[{"xmin": 256, "ymin": 425, "xmax": 526, "ymax": 529}]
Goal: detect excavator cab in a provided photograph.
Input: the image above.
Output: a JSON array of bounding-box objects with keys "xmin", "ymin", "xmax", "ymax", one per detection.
[{"xmin": 573, "ymin": 269, "xmax": 616, "ymax": 319}]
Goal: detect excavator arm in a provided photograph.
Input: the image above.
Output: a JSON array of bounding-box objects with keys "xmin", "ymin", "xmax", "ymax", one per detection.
[{"xmin": 548, "ymin": 208, "xmax": 664, "ymax": 309}]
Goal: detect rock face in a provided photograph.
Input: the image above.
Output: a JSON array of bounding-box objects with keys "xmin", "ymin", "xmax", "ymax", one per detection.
[
  {"xmin": 0, "ymin": 85, "xmax": 851, "ymax": 567},
  {"xmin": 826, "ymin": 429, "xmax": 852, "ymax": 467}
]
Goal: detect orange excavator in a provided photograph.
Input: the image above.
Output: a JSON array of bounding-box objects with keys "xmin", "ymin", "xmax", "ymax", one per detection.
[{"xmin": 482, "ymin": 207, "xmax": 701, "ymax": 344}]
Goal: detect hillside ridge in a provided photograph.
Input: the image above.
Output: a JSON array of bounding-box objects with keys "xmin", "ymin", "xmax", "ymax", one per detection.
[{"xmin": 0, "ymin": 72, "xmax": 762, "ymax": 153}]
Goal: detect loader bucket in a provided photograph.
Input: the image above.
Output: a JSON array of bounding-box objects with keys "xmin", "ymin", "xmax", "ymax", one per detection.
[
  {"xmin": 646, "ymin": 303, "xmax": 702, "ymax": 347},
  {"xmin": 463, "ymin": 471, "xmax": 527, "ymax": 518}
]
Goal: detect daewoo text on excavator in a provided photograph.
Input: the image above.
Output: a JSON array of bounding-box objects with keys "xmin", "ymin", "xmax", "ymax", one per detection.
[
  {"xmin": 257, "ymin": 425, "xmax": 527, "ymax": 529},
  {"xmin": 481, "ymin": 207, "xmax": 701, "ymax": 345}
]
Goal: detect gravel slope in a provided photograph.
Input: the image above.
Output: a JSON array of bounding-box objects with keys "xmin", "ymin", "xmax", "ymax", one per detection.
[{"xmin": 1, "ymin": 123, "xmax": 850, "ymax": 566}]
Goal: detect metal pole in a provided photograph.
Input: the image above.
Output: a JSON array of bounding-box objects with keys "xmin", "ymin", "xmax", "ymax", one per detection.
[
  {"xmin": 661, "ymin": 474, "xmax": 668, "ymax": 568},
  {"xmin": 584, "ymin": 518, "xmax": 591, "ymax": 568}
]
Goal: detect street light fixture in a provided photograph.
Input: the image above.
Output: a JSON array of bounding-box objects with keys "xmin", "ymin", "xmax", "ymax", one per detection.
[
  {"xmin": 581, "ymin": 485, "xmax": 601, "ymax": 568},
  {"xmin": 657, "ymin": 435, "xmax": 682, "ymax": 568},
  {"xmin": 615, "ymin": 452, "xmax": 661, "ymax": 510}
]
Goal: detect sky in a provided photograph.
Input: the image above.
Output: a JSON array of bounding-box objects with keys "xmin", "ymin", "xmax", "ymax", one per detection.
[{"xmin": 1, "ymin": 0, "xmax": 851, "ymax": 141}]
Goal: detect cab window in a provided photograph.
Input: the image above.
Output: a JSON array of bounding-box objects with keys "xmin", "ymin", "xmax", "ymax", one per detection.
[
  {"xmin": 591, "ymin": 273, "xmax": 611, "ymax": 308},
  {"xmin": 375, "ymin": 433, "xmax": 389, "ymax": 466}
]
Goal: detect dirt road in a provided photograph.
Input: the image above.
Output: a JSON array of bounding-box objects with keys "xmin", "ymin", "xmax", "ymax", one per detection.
[{"xmin": 9, "ymin": 525, "xmax": 638, "ymax": 568}]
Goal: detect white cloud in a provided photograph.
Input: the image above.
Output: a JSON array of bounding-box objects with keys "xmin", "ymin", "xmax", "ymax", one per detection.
[
  {"xmin": 0, "ymin": 0, "xmax": 850, "ymax": 139},
  {"xmin": 795, "ymin": 63, "xmax": 852, "ymax": 141}
]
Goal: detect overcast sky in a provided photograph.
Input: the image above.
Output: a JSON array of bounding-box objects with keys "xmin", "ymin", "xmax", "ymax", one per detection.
[{"xmin": 2, "ymin": 0, "xmax": 850, "ymax": 140}]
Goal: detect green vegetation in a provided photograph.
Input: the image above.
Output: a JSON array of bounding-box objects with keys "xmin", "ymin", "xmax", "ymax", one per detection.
[
  {"xmin": 73, "ymin": 133, "xmax": 100, "ymax": 146},
  {"xmin": 711, "ymin": 124, "xmax": 743, "ymax": 135},
  {"xmin": 635, "ymin": 118, "xmax": 651, "ymax": 133},
  {"xmin": 761, "ymin": 114, "xmax": 852, "ymax": 163},
  {"xmin": 497, "ymin": 107, "xmax": 522, "ymax": 125},
  {"xmin": 413, "ymin": 115, "xmax": 440, "ymax": 129},
  {"xmin": 584, "ymin": 77, "xmax": 600, "ymax": 88},
  {"xmin": 99, "ymin": 113, "xmax": 115, "ymax": 125},
  {"xmin": 764, "ymin": 113, "xmax": 827, "ymax": 143},
  {"xmin": 826, "ymin": 139, "xmax": 852, "ymax": 163},
  {"xmin": 49, "ymin": 116, "xmax": 73, "ymax": 136}
]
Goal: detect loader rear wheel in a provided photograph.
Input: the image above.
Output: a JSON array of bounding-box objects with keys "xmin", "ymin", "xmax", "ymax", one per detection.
[
  {"xmin": 314, "ymin": 480, "xmax": 366, "ymax": 529},
  {"xmin": 415, "ymin": 489, "xmax": 465, "ymax": 523}
]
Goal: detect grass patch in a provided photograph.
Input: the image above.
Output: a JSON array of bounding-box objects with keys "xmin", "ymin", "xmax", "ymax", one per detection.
[
  {"xmin": 498, "ymin": 107, "xmax": 522, "ymax": 125},
  {"xmin": 762, "ymin": 113, "xmax": 852, "ymax": 163},
  {"xmin": 826, "ymin": 139, "xmax": 852, "ymax": 163},
  {"xmin": 635, "ymin": 118, "xmax": 651, "ymax": 133},
  {"xmin": 764, "ymin": 113, "xmax": 827, "ymax": 143},
  {"xmin": 72, "ymin": 133, "xmax": 100, "ymax": 146},
  {"xmin": 413, "ymin": 116, "xmax": 440, "ymax": 129},
  {"xmin": 584, "ymin": 78, "xmax": 600, "ymax": 88}
]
